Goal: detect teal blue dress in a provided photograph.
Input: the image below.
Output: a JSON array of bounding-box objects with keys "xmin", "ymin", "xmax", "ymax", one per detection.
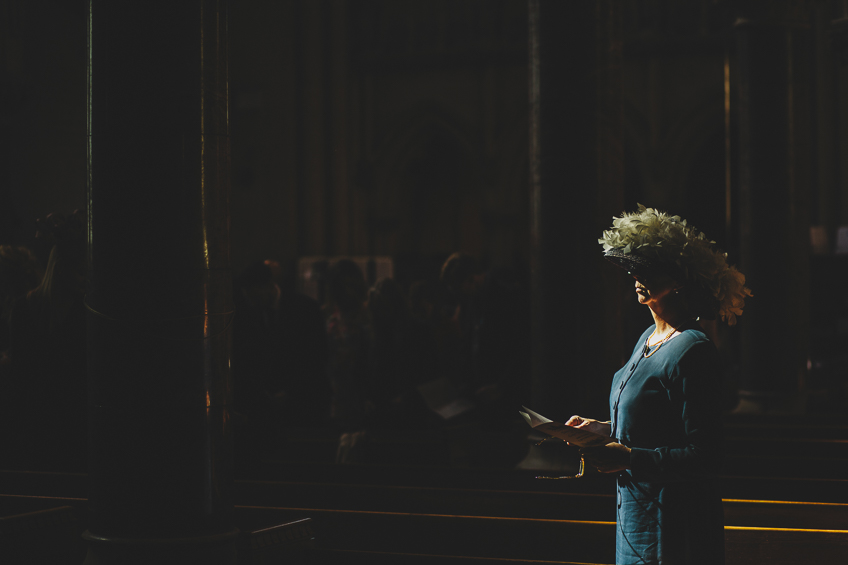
[{"xmin": 610, "ymin": 323, "xmax": 725, "ymax": 564}]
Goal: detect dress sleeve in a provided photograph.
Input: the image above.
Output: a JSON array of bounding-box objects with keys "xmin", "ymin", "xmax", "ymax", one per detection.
[{"xmin": 628, "ymin": 341, "xmax": 724, "ymax": 480}]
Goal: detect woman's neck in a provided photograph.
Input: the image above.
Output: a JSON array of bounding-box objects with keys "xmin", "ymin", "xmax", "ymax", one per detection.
[{"xmin": 649, "ymin": 308, "xmax": 690, "ymax": 342}]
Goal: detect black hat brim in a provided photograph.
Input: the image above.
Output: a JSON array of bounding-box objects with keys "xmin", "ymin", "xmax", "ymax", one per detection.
[
  {"xmin": 603, "ymin": 249, "xmax": 659, "ymax": 276},
  {"xmin": 604, "ymin": 248, "xmax": 719, "ymax": 319}
]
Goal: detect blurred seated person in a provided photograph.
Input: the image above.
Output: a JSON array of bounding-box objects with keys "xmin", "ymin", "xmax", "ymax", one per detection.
[
  {"xmin": 324, "ymin": 259, "xmax": 371, "ymax": 461},
  {"xmin": 5, "ymin": 211, "xmax": 87, "ymax": 471},
  {"xmin": 232, "ymin": 260, "xmax": 329, "ymax": 434},
  {"xmin": 438, "ymin": 253, "xmax": 483, "ymax": 385},
  {"xmin": 409, "ymin": 278, "xmax": 459, "ymax": 366},
  {"xmin": 367, "ymin": 278, "xmax": 442, "ymax": 429},
  {"xmin": 367, "ymin": 278, "xmax": 409, "ymax": 406}
]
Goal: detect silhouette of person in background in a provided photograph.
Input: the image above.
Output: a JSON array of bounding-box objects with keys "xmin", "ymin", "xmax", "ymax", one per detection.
[
  {"xmin": 367, "ymin": 277, "xmax": 440, "ymax": 429},
  {"xmin": 408, "ymin": 278, "xmax": 462, "ymax": 387},
  {"xmin": 232, "ymin": 259, "xmax": 329, "ymax": 461},
  {"xmin": 470, "ymin": 263, "xmax": 531, "ymax": 411},
  {"xmin": 324, "ymin": 259, "xmax": 371, "ymax": 462},
  {"xmin": 367, "ymin": 277, "xmax": 410, "ymax": 410},
  {"xmin": 4, "ymin": 211, "xmax": 87, "ymax": 471},
  {"xmin": 439, "ymin": 252, "xmax": 530, "ymax": 413}
]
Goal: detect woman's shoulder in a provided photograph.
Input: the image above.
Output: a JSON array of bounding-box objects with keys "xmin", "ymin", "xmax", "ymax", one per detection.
[
  {"xmin": 665, "ymin": 325, "xmax": 718, "ymax": 365},
  {"xmin": 676, "ymin": 325, "xmax": 711, "ymax": 346}
]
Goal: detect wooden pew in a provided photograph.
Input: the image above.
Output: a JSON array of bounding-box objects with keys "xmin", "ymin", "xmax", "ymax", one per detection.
[
  {"xmin": 2, "ymin": 488, "xmax": 847, "ymax": 565},
  {"xmin": 310, "ymin": 549, "xmax": 610, "ymax": 564},
  {"xmin": 4, "ymin": 466, "xmax": 848, "ymax": 528},
  {"xmin": 238, "ymin": 505, "xmax": 848, "ymax": 565},
  {"xmin": 234, "ymin": 480, "xmax": 848, "ymax": 530}
]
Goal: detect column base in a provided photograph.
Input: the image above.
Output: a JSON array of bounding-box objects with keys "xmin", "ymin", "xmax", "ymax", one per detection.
[{"xmin": 82, "ymin": 529, "xmax": 240, "ymax": 565}]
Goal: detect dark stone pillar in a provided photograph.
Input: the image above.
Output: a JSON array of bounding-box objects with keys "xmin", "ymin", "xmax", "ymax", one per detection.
[
  {"xmin": 529, "ymin": 0, "xmax": 624, "ymax": 419},
  {"xmin": 85, "ymin": 1, "xmax": 237, "ymax": 563},
  {"xmin": 834, "ymin": 12, "xmax": 848, "ymax": 226},
  {"xmin": 300, "ymin": 0, "xmax": 329, "ymax": 257},
  {"xmin": 734, "ymin": 8, "xmax": 812, "ymax": 413}
]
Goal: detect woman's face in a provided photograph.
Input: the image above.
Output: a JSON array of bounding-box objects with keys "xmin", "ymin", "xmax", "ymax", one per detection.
[{"xmin": 632, "ymin": 272, "xmax": 679, "ymax": 308}]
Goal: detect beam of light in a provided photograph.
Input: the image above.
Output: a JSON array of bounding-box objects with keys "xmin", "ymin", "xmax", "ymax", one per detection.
[
  {"xmin": 724, "ymin": 51, "xmax": 731, "ymax": 247},
  {"xmin": 199, "ymin": 1, "xmax": 210, "ymax": 269}
]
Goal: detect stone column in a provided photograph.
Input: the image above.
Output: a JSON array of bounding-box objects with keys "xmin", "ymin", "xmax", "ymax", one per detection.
[
  {"xmin": 85, "ymin": 1, "xmax": 237, "ymax": 563},
  {"xmin": 300, "ymin": 0, "xmax": 329, "ymax": 257},
  {"xmin": 833, "ymin": 8, "xmax": 848, "ymax": 225},
  {"xmin": 734, "ymin": 5, "xmax": 812, "ymax": 412},
  {"xmin": 329, "ymin": 0, "xmax": 351, "ymax": 256},
  {"xmin": 528, "ymin": 0, "xmax": 624, "ymax": 418}
]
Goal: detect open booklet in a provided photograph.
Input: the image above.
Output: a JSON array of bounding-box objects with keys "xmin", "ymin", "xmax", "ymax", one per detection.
[{"xmin": 519, "ymin": 406, "xmax": 615, "ymax": 448}]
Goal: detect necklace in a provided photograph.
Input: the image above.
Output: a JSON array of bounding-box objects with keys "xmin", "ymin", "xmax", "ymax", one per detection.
[{"xmin": 643, "ymin": 324, "xmax": 683, "ymax": 358}]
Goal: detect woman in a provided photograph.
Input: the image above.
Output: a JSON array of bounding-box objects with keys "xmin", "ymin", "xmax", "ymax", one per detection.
[{"xmin": 566, "ymin": 205, "xmax": 752, "ymax": 565}]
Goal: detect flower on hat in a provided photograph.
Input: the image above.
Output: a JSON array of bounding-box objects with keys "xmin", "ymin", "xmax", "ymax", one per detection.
[{"xmin": 599, "ymin": 204, "xmax": 753, "ymax": 325}]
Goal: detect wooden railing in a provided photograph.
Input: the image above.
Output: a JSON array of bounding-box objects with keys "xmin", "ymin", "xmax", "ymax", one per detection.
[{"xmin": 2, "ymin": 416, "xmax": 848, "ymax": 564}]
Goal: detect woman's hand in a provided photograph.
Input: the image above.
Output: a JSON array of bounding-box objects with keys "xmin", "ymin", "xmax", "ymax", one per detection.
[
  {"xmin": 565, "ymin": 416, "xmax": 611, "ymax": 438},
  {"xmin": 580, "ymin": 442, "xmax": 631, "ymax": 473}
]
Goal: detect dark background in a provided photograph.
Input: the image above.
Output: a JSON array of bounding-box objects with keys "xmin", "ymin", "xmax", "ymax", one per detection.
[{"xmin": 2, "ymin": 0, "xmax": 848, "ymax": 413}]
